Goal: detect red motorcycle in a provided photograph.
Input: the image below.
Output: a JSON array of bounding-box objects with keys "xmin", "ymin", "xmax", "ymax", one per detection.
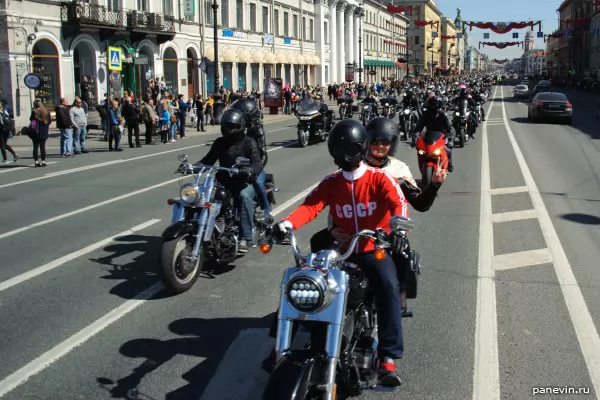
[{"xmin": 416, "ymin": 129, "xmax": 449, "ymax": 186}]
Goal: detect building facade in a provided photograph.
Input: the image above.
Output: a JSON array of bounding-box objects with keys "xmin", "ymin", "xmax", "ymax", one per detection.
[
  {"xmin": 557, "ymin": 0, "xmax": 593, "ymax": 81},
  {"xmin": 440, "ymin": 16, "xmax": 457, "ymax": 74},
  {"xmin": 0, "ymin": 0, "xmax": 324, "ymax": 126},
  {"xmin": 402, "ymin": 0, "xmax": 442, "ymax": 76},
  {"xmin": 589, "ymin": 9, "xmax": 600, "ymax": 82}
]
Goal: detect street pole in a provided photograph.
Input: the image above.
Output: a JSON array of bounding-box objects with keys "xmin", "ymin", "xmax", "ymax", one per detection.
[
  {"xmin": 212, "ymin": 0, "xmax": 224, "ymax": 124},
  {"xmin": 199, "ymin": 0, "xmax": 206, "ymax": 98},
  {"xmin": 106, "ymin": 40, "xmax": 111, "ymax": 139},
  {"xmin": 357, "ymin": 5, "xmax": 364, "ymax": 99}
]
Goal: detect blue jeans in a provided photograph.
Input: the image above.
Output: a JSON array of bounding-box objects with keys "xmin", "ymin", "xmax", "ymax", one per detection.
[
  {"xmin": 73, "ymin": 126, "xmax": 87, "ymax": 152},
  {"xmin": 253, "ymin": 170, "xmax": 271, "ymax": 214},
  {"xmin": 170, "ymin": 123, "xmax": 177, "ymax": 140},
  {"xmin": 60, "ymin": 128, "xmax": 73, "ymax": 155},
  {"xmin": 228, "ymin": 183, "xmax": 256, "ymax": 241},
  {"xmin": 178, "ymin": 115, "xmax": 187, "ymax": 137}
]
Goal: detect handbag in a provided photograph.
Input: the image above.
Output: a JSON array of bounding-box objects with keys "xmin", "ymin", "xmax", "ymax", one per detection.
[
  {"xmin": 170, "ymin": 114, "xmax": 177, "ymax": 123},
  {"xmin": 27, "ymin": 119, "xmax": 39, "ymax": 139}
]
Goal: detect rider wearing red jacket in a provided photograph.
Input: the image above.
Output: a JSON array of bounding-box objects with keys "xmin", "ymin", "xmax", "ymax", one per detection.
[{"xmin": 270, "ymin": 119, "xmax": 408, "ymax": 386}]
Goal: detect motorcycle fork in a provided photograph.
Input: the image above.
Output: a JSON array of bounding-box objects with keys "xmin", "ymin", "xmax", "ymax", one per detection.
[{"xmin": 191, "ymin": 207, "xmax": 210, "ymax": 261}]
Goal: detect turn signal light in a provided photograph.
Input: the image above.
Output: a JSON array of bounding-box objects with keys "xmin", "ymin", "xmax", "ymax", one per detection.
[
  {"xmin": 566, "ymin": 102, "xmax": 572, "ymax": 110},
  {"xmin": 259, "ymin": 243, "xmax": 272, "ymax": 254},
  {"xmin": 204, "ymin": 202, "xmax": 211, "ymax": 208},
  {"xmin": 374, "ymin": 248, "xmax": 387, "ymax": 261},
  {"xmin": 536, "ymin": 102, "xmax": 544, "ymax": 108},
  {"xmin": 167, "ymin": 199, "xmax": 175, "ymax": 205}
]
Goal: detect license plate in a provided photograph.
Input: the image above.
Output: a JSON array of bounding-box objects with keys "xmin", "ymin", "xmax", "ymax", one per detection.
[{"xmin": 548, "ymin": 104, "xmax": 561, "ymax": 109}]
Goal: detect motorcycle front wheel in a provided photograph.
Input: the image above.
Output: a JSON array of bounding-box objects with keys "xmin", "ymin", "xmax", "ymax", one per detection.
[
  {"xmin": 298, "ymin": 130, "xmax": 309, "ymax": 147},
  {"xmin": 422, "ymin": 165, "xmax": 434, "ymax": 186},
  {"xmin": 160, "ymin": 234, "xmax": 202, "ymax": 294}
]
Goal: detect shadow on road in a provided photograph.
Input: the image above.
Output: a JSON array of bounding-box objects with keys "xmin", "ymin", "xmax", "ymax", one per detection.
[
  {"xmin": 510, "ymin": 117, "xmax": 529, "ymax": 124},
  {"xmin": 560, "ymin": 212, "xmax": 600, "ymax": 225},
  {"xmin": 96, "ymin": 314, "xmax": 274, "ymax": 399}
]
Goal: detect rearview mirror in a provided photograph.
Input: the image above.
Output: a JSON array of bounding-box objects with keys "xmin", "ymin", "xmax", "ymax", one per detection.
[
  {"xmin": 389, "ymin": 216, "xmax": 415, "ymax": 232},
  {"xmin": 178, "ymin": 154, "xmax": 188, "ymax": 163},
  {"xmin": 235, "ymin": 157, "xmax": 251, "ymax": 166}
]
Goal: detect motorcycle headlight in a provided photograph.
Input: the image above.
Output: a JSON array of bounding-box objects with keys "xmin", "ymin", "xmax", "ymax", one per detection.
[
  {"xmin": 404, "ymin": 109, "xmax": 410, "ymax": 115},
  {"xmin": 433, "ymin": 148, "xmax": 442, "ymax": 156},
  {"xmin": 286, "ymin": 276, "xmax": 325, "ymax": 313},
  {"xmin": 418, "ymin": 149, "xmax": 426, "ymax": 155},
  {"xmin": 180, "ymin": 184, "xmax": 199, "ymax": 204},
  {"xmin": 455, "ymin": 112, "xmax": 460, "ymax": 117},
  {"xmin": 363, "ymin": 105, "xmax": 369, "ymax": 110},
  {"xmin": 385, "ymin": 103, "xmax": 389, "ymax": 106}
]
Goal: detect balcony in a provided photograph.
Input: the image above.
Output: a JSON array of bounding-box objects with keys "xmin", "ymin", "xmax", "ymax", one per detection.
[{"xmin": 61, "ymin": 1, "xmax": 175, "ymax": 43}]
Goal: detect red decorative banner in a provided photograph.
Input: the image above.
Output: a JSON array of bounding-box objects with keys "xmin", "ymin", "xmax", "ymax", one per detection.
[
  {"xmin": 414, "ymin": 20, "xmax": 433, "ymax": 27},
  {"xmin": 479, "ymin": 41, "xmax": 522, "ymax": 49},
  {"xmin": 465, "ymin": 21, "xmax": 541, "ymax": 33},
  {"xmin": 441, "ymin": 35, "xmax": 456, "ymax": 40},
  {"xmin": 492, "ymin": 59, "xmax": 509, "ymax": 64},
  {"xmin": 386, "ymin": 5, "xmax": 417, "ymax": 16},
  {"xmin": 560, "ymin": 18, "xmax": 589, "ymax": 27}
]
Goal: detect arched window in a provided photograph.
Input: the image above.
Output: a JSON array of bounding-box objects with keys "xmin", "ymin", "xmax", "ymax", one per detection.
[
  {"xmin": 162, "ymin": 47, "xmax": 178, "ymax": 94},
  {"xmin": 32, "ymin": 39, "xmax": 60, "ymax": 109}
]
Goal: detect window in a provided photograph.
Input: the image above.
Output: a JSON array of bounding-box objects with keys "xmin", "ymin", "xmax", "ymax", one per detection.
[
  {"xmin": 293, "ymin": 14, "xmax": 298, "ymax": 38},
  {"xmin": 262, "ymin": 6, "xmax": 269, "ymax": 33},
  {"xmin": 108, "ymin": 0, "xmax": 119, "ymax": 11},
  {"xmin": 324, "ymin": 21, "xmax": 328, "ymax": 43},
  {"xmin": 137, "ymin": 0, "xmax": 147, "ymax": 11},
  {"xmin": 250, "ymin": 3, "xmax": 256, "ymax": 31},
  {"xmin": 205, "ymin": 0, "xmax": 213, "ymax": 25},
  {"xmin": 236, "ymin": 0, "xmax": 243, "ymax": 29},
  {"xmin": 162, "ymin": 0, "xmax": 172, "ymax": 16},
  {"xmin": 414, "ymin": 35, "xmax": 420, "ymax": 45},
  {"xmin": 221, "ymin": 0, "xmax": 229, "ymax": 27},
  {"xmin": 310, "ymin": 19, "xmax": 314, "ymax": 41},
  {"xmin": 274, "ymin": 10, "xmax": 279, "ymax": 35},
  {"xmin": 303, "ymin": 17, "xmax": 306, "ymax": 40},
  {"xmin": 283, "ymin": 11, "xmax": 289, "ymax": 36}
]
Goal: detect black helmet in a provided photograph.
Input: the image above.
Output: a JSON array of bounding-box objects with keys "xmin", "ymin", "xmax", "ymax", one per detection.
[
  {"xmin": 405, "ymin": 88, "xmax": 413, "ymax": 97},
  {"xmin": 327, "ymin": 119, "xmax": 368, "ymax": 171},
  {"xmin": 229, "ymin": 98, "xmax": 259, "ymax": 124},
  {"xmin": 220, "ymin": 108, "xmax": 246, "ymax": 139},
  {"xmin": 365, "ymin": 117, "xmax": 400, "ymax": 157},
  {"xmin": 426, "ymin": 96, "xmax": 440, "ymax": 111},
  {"xmin": 459, "ymin": 87, "xmax": 468, "ymax": 97}
]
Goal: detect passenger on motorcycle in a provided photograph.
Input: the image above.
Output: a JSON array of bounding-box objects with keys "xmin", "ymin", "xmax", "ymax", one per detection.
[
  {"xmin": 364, "ymin": 117, "xmax": 446, "ymax": 312},
  {"xmin": 228, "ymin": 98, "xmax": 273, "ymax": 223},
  {"xmin": 197, "ymin": 108, "xmax": 262, "ymax": 252},
  {"xmin": 452, "ymin": 87, "xmax": 477, "ymax": 138},
  {"xmin": 269, "ymin": 119, "xmax": 408, "ymax": 386},
  {"xmin": 412, "ymin": 96, "xmax": 455, "ymax": 172}
]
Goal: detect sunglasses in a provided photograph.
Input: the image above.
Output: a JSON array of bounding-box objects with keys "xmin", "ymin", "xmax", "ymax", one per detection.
[{"xmin": 370, "ymin": 139, "xmax": 392, "ymax": 146}]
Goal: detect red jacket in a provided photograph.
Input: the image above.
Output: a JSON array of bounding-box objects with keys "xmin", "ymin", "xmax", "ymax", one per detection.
[{"xmin": 283, "ymin": 163, "xmax": 408, "ymax": 253}]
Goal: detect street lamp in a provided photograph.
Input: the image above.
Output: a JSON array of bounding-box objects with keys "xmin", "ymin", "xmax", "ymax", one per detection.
[
  {"xmin": 212, "ymin": 0, "xmax": 224, "ymax": 124},
  {"xmin": 356, "ymin": 4, "xmax": 365, "ymax": 99}
]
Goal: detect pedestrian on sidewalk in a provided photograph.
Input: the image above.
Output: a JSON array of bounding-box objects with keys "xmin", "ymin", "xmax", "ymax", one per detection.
[
  {"xmin": 0, "ymin": 102, "xmax": 18, "ymax": 163},
  {"xmin": 141, "ymin": 99, "xmax": 157, "ymax": 144},
  {"xmin": 29, "ymin": 99, "xmax": 51, "ymax": 167},
  {"xmin": 177, "ymin": 94, "xmax": 191, "ymax": 138},
  {"xmin": 70, "ymin": 97, "xmax": 88, "ymax": 154},
  {"xmin": 55, "ymin": 98, "xmax": 74, "ymax": 157},
  {"xmin": 108, "ymin": 99, "xmax": 123, "ymax": 151},
  {"xmin": 194, "ymin": 95, "xmax": 206, "ymax": 132},
  {"xmin": 122, "ymin": 97, "xmax": 141, "ymax": 148}
]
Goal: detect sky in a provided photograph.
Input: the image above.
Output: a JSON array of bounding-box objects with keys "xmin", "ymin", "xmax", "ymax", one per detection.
[{"xmin": 433, "ymin": 0, "xmax": 565, "ymax": 60}]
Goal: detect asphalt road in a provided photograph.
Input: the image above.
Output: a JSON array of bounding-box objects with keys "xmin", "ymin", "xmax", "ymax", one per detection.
[{"xmin": 0, "ymin": 87, "xmax": 598, "ymax": 400}]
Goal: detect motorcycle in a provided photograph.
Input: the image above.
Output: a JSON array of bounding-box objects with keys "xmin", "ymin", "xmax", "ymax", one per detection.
[
  {"xmin": 415, "ymin": 129, "xmax": 449, "ymax": 186},
  {"xmin": 398, "ymin": 106, "xmax": 418, "ymax": 142},
  {"xmin": 338, "ymin": 96, "xmax": 355, "ymax": 120},
  {"xmin": 452, "ymin": 105, "xmax": 470, "ymax": 148},
  {"xmin": 160, "ymin": 154, "xmax": 278, "ymax": 293},
  {"xmin": 296, "ymin": 98, "xmax": 335, "ymax": 147},
  {"xmin": 260, "ymin": 216, "xmax": 418, "ymax": 400},
  {"xmin": 380, "ymin": 97, "xmax": 398, "ymax": 120},
  {"xmin": 360, "ymin": 102, "xmax": 376, "ymax": 126}
]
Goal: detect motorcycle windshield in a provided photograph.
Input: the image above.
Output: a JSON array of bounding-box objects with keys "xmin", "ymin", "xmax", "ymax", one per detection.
[
  {"xmin": 423, "ymin": 130, "xmax": 444, "ymax": 145},
  {"xmin": 297, "ymin": 99, "xmax": 320, "ymax": 116}
]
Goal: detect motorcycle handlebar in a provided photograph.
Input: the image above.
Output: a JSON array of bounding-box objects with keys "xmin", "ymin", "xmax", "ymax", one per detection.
[{"xmin": 178, "ymin": 163, "xmax": 240, "ymax": 175}]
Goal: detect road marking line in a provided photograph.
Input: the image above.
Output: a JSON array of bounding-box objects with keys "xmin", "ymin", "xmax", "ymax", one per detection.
[
  {"xmin": 0, "ymin": 219, "xmax": 161, "ymax": 293},
  {"xmin": 0, "ymin": 162, "xmax": 59, "ymax": 174},
  {"xmin": 500, "ymin": 86, "xmax": 600, "ymax": 398},
  {"xmin": 491, "ymin": 209, "xmax": 537, "ymax": 223},
  {"xmin": 490, "ymin": 186, "xmax": 529, "ymax": 195},
  {"xmin": 0, "ymin": 179, "xmax": 320, "ymax": 397},
  {"xmin": 0, "ymin": 282, "xmax": 164, "ymax": 399},
  {"xmin": 473, "ymin": 85, "xmax": 501, "ymax": 400},
  {"xmin": 494, "ymin": 248, "xmax": 553, "ymax": 270}
]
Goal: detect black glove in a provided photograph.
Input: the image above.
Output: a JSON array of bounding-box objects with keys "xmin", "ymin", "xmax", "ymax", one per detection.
[
  {"xmin": 390, "ymin": 231, "xmax": 406, "ymax": 256},
  {"xmin": 238, "ymin": 166, "xmax": 254, "ymax": 181},
  {"xmin": 447, "ymin": 140, "xmax": 454, "ymax": 149},
  {"xmin": 270, "ymin": 222, "xmax": 290, "ymax": 242}
]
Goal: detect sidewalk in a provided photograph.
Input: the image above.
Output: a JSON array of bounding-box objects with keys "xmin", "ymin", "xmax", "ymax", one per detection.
[{"xmin": 8, "ymin": 111, "xmax": 297, "ymax": 152}]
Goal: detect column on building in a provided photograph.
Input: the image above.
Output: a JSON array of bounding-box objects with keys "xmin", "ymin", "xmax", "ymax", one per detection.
[
  {"xmin": 353, "ymin": 10, "xmax": 360, "ymax": 82},
  {"xmin": 315, "ymin": 2, "xmax": 328, "ymax": 85},
  {"xmin": 337, "ymin": 1, "xmax": 346, "ymax": 83},
  {"xmin": 329, "ymin": 0, "xmax": 339, "ymax": 83},
  {"xmin": 345, "ymin": 5, "xmax": 355, "ymax": 70}
]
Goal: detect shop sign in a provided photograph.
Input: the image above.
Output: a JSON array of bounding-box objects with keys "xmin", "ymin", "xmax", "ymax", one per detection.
[
  {"xmin": 24, "ymin": 73, "xmax": 42, "ymax": 90},
  {"xmin": 222, "ymin": 30, "xmax": 248, "ymax": 39},
  {"xmin": 183, "ymin": 0, "xmax": 194, "ymax": 16},
  {"xmin": 345, "ymin": 63, "xmax": 354, "ymax": 82},
  {"xmin": 133, "ymin": 56, "xmax": 149, "ymax": 65},
  {"xmin": 283, "ymin": 37, "xmax": 296, "ymax": 45}
]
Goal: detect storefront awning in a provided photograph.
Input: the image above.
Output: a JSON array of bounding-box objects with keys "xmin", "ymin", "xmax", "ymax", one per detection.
[
  {"xmin": 364, "ymin": 59, "xmax": 395, "ymax": 68},
  {"xmin": 293, "ymin": 53, "xmax": 303, "ymax": 64},
  {"xmin": 304, "ymin": 54, "xmax": 314, "ymax": 65},
  {"xmin": 204, "ymin": 45, "xmax": 215, "ymax": 62},
  {"xmin": 264, "ymin": 51, "xmax": 277, "ymax": 64},
  {"xmin": 251, "ymin": 50, "xmax": 264, "ymax": 63},
  {"xmin": 222, "ymin": 47, "xmax": 236, "ymax": 62},
  {"xmin": 237, "ymin": 49, "xmax": 252, "ymax": 63},
  {"xmin": 312, "ymin": 55, "xmax": 321, "ymax": 65},
  {"xmin": 275, "ymin": 52, "xmax": 286, "ymax": 63}
]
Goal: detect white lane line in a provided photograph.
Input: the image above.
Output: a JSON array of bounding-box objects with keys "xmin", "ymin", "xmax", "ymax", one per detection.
[
  {"xmin": 0, "ymin": 219, "xmax": 161, "ymax": 293},
  {"xmin": 0, "ymin": 178, "xmax": 181, "ymax": 241},
  {"xmin": 491, "ymin": 209, "xmax": 537, "ymax": 223},
  {"xmin": 473, "ymin": 85, "xmax": 501, "ymax": 400},
  {"xmin": 500, "ymin": 87, "xmax": 600, "ymax": 398},
  {"xmin": 0, "ymin": 141, "xmax": 304, "ymax": 241},
  {"xmin": 0, "ymin": 162, "xmax": 59, "ymax": 174},
  {"xmin": 0, "ymin": 179, "xmax": 320, "ymax": 398},
  {"xmin": 0, "ymin": 124, "xmax": 296, "ymax": 189},
  {"xmin": 490, "ymin": 186, "xmax": 529, "ymax": 195},
  {"xmin": 494, "ymin": 248, "xmax": 553, "ymax": 271},
  {"xmin": 0, "ymin": 282, "xmax": 164, "ymax": 399}
]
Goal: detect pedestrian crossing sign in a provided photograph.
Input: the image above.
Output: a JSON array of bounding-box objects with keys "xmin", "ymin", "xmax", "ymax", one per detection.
[{"xmin": 108, "ymin": 47, "xmax": 122, "ymax": 71}]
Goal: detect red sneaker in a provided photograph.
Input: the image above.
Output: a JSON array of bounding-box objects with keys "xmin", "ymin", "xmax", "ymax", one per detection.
[{"xmin": 378, "ymin": 357, "xmax": 402, "ymax": 387}]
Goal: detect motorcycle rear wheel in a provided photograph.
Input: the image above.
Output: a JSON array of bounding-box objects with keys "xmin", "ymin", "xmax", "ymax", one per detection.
[{"xmin": 160, "ymin": 234, "xmax": 202, "ymax": 294}]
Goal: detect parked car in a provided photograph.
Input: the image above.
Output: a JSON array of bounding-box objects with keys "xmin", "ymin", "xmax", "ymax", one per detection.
[
  {"xmin": 527, "ymin": 92, "xmax": 572, "ymax": 124},
  {"xmin": 514, "ymin": 84, "xmax": 529, "ymax": 98}
]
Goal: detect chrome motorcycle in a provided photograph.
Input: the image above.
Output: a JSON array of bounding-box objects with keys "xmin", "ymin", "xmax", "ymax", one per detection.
[
  {"xmin": 160, "ymin": 155, "xmax": 277, "ymax": 293},
  {"xmin": 261, "ymin": 216, "xmax": 418, "ymax": 400},
  {"xmin": 296, "ymin": 98, "xmax": 335, "ymax": 147}
]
